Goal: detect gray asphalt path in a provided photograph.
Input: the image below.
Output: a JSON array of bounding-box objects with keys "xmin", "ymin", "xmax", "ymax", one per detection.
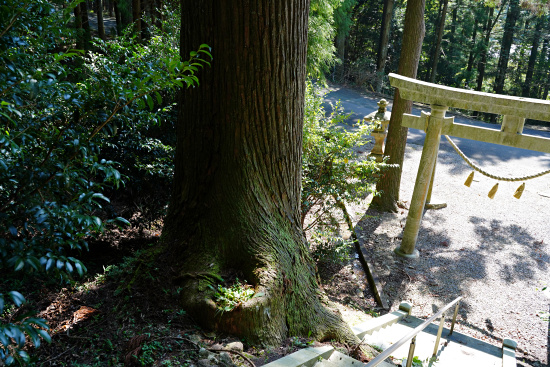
[{"xmin": 323, "ymin": 84, "xmax": 550, "ymax": 175}]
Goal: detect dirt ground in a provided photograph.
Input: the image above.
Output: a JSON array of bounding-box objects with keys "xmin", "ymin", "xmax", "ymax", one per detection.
[{"xmin": 20, "ymin": 229, "xmax": 382, "ymax": 366}]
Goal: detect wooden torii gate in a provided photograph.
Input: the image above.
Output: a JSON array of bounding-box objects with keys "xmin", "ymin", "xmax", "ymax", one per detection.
[{"xmin": 388, "ymin": 73, "xmax": 550, "ymax": 258}]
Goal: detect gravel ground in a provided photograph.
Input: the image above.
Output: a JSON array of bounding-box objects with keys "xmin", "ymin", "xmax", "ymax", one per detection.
[{"xmin": 348, "ymin": 137, "xmax": 550, "ymax": 366}]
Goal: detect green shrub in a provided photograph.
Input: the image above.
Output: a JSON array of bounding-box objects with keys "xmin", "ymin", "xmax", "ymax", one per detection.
[
  {"xmin": 302, "ymin": 81, "xmax": 386, "ymax": 230},
  {"xmin": 0, "ymin": 1, "xmax": 209, "ymax": 363}
]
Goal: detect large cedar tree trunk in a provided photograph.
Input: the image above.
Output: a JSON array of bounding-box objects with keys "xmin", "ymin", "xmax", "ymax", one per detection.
[
  {"xmin": 370, "ymin": 0, "xmax": 426, "ymax": 212},
  {"xmin": 158, "ymin": 0, "xmax": 360, "ymax": 346}
]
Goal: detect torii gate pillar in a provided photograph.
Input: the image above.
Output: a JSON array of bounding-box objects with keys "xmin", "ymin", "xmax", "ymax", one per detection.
[{"xmin": 395, "ymin": 105, "xmax": 452, "ymax": 258}]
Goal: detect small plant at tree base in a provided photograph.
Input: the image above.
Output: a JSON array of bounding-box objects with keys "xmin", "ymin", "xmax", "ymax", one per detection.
[{"xmin": 214, "ymin": 279, "xmax": 256, "ymax": 313}]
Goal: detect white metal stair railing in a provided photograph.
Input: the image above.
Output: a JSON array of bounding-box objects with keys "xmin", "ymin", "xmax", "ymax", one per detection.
[
  {"xmin": 364, "ymin": 296, "xmax": 462, "ymax": 367},
  {"xmin": 263, "ymin": 298, "xmax": 517, "ymax": 367}
]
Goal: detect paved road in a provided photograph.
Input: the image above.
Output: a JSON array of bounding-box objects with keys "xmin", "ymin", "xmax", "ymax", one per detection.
[{"xmin": 323, "ymin": 84, "xmax": 550, "ymax": 176}]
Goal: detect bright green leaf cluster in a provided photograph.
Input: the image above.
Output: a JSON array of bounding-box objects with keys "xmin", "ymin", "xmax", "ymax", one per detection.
[{"xmin": 214, "ymin": 279, "xmax": 256, "ymax": 314}]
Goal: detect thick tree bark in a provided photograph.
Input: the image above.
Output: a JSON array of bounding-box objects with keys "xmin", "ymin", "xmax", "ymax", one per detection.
[
  {"xmin": 370, "ymin": 0, "xmax": 426, "ymax": 212},
  {"xmin": 493, "ymin": 0, "xmax": 520, "ymax": 95},
  {"xmin": 375, "ymin": 0, "xmax": 395, "ymax": 92},
  {"xmin": 429, "ymin": 0, "xmax": 449, "ymax": 83},
  {"xmin": 522, "ymin": 16, "xmax": 543, "ymax": 97},
  {"xmin": 158, "ymin": 0, "xmax": 361, "ymax": 346}
]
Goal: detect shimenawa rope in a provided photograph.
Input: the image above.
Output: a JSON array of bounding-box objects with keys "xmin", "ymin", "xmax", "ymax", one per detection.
[{"xmin": 444, "ymin": 135, "xmax": 550, "ymax": 182}]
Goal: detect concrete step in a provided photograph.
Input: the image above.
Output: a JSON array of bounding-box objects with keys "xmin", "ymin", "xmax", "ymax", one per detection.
[
  {"xmin": 352, "ymin": 302, "xmax": 412, "ymax": 339},
  {"xmin": 361, "ymin": 315, "xmax": 515, "ymax": 367},
  {"xmin": 313, "ymin": 350, "xmax": 366, "ymax": 367},
  {"xmin": 262, "ymin": 347, "xmax": 396, "ymax": 367},
  {"xmin": 262, "ymin": 346, "xmax": 335, "ymax": 367},
  {"xmin": 322, "ymin": 350, "xmax": 395, "ymax": 367},
  {"xmin": 261, "ymin": 301, "xmax": 517, "ymax": 367}
]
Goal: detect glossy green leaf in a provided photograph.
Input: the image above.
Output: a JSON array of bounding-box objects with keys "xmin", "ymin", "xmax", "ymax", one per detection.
[
  {"xmin": 65, "ymin": 261, "xmax": 73, "ymax": 273},
  {"xmin": 8, "ymin": 291, "xmax": 25, "ymax": 307},
  {"xmin": 37, "ymin": 329, "xmax": 51, "ymax": 343}
]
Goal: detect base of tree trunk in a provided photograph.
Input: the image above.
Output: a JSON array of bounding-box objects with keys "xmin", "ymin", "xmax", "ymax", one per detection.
[
  {"xmin": 370, "ymin": 194, "xmax": 400, "ymax": 213},
  {"xmin": 150, "ymin": 236, "xmax": 363, "ymax": 347}
]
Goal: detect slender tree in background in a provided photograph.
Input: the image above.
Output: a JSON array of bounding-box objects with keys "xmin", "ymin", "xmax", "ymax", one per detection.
[
  {"xmin": 82, "ymin": 1, "xmax": 91, "ymax": 49},
  {"xmin": 428, "ymin": 0, "xmax": 448, "ymax": 82},
  {"xmin": 113, "ymin": 0, "xmax": 122, "ymax": 35},
  {"xmin": 522, "ymin": 15, "xmax": 544, "ymax": 97},
  {"xmin": 475, "ymin": 3, "xmax": 503, "ymax": 92},
  {"xmin": 157, "ymin": 0, "xmax": 363, "ymax": 344},
  {"xmin": 465, "ymin": 16, "xmax": 479, "ymax": 79},
  {"xmin": 448, "ymin": 0, "xmax": 461, "ymax": 45},
  {"xmin": 96, "ymin": 0, "xmax": 106, "ymax": 40},
  {"xmin": 132, "ymin": 0, "xmax": 141, "ymax": 40},
  {"xmin": 493, "ymin": 0, "xmax": 521, "ymax": 95},
  {"xmin": 74, "ymin": 1, "xmax": 83, "ymax": 49},
  {"xmin": 334, "ymin": 0, "xmax": 358, "ymax": 81},
  {"xmin": 370, "ymin": 0, "xmax": 426, "ymax": 212},
  {"xmin": 375, "ymin": 0, "xmax": 395, "ymax": 91},
  {"xmin": 534, "ymin": 19, "xmax": 550, "ymax": 98}
]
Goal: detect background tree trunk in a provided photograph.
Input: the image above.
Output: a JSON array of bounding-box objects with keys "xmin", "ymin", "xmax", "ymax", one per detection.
[
  {"xmin": 370, "ymin": 0, "xmax": 426, "ymax": 212},
  {"xmin": 375, "ymin": 0, "xmax": 395, "ymax": 92},
  {"xmin": 96, "ymin": 0, "xmax": 106, "ymax": 40},
  {"xmin": 475, "ymin": 6, "xmax": 494, "ymax": 92},
  {"xmin": 534, "ymin": 24, "xmax": 549, "ymax": 98},
  {"xmin": 132, "ymin": 0, "xmax": 141, "ymax": 39},
  {"xmin": 80, "ymin": 0, "xmax": 91, "ymax": 50},
  {"xmin": 448, "ymin": 0, "xmax": 460, "ymax": 44},
  {"xmin": 114, "ymin": 0, "xmax": 122, "ymax": 35},
  {"xmin": 522, "ymin": 16, "xmax": 543, "ymax": 97},
  {"xmin": 159, "ymin": 0, "xmax": 361, "ymax": 346},
  {"xmin": 428, "ymin": 0, "xmax": 448, "ymax": 82},
  {"xmin": 493, "ymin": 0, "xmax": 520, "ymax": 95},
  {"xmin": 74, "ymin": 3, "xmax": 84, "ymax": 50},
  {"xmin": 465, "ymin": 18, "xmax": 478, "ymax": 76}
]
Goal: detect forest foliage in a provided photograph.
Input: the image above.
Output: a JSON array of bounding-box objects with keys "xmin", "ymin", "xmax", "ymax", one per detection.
[{"xmin": 1, "ymin": 0, "xmax": 550, "ymax": 363}]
